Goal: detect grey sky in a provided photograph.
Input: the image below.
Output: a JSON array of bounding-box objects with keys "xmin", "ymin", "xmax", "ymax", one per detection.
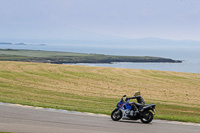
[{"xmin": 0, "ymin": 0, "xmax": 200, "ymax": 43}]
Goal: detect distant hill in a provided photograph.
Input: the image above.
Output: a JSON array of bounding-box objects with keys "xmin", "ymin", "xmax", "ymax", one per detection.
[
  {"xmin": 40, "ymin": 38, "xmax": 200, "ymax": 48},
  {"xmin": 0, "ymin": 42, "xmax": 12, "ymax": 45},
  {"xmin": 0, "ymin": 42, "xmax": 46, "ymax": 46},
  {"xmin": 1, "ymin": 38, "xmax": 200, "ymax": 48}
]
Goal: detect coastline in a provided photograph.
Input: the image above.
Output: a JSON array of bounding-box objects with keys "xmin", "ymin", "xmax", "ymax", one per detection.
[{"xmin": 0, "ymin": 49, "xmax": 182, "ymax": 64}]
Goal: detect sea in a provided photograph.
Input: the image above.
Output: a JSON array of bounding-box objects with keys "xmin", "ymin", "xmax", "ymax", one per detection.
[{"xmin": 0, "ymin": 44, "xmax": 200, "ymax": 74}]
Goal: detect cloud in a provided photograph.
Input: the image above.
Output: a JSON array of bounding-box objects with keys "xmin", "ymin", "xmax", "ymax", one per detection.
[{"xmin": 0, "ymin": 0, "xmax": 200, "ymax": 41}]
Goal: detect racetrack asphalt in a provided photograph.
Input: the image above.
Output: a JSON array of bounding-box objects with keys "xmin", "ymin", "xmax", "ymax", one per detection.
[{"xmin": 0, "ymin": 102, "xmax": 199, "ymax": 133}]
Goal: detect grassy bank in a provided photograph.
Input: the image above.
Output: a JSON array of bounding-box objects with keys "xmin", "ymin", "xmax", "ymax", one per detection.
[
  {"xmin": 0, "ymin": 61, "xmax": 199, "ymax": 123},
  {"xmin": 0, "ymin": 49, "xmax": 181, "ymax": 63}
]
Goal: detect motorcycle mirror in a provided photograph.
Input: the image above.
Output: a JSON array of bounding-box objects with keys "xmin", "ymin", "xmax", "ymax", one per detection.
[{"xmin": 123, "ymin": 95, "xmax": 126, "ymax": 97}]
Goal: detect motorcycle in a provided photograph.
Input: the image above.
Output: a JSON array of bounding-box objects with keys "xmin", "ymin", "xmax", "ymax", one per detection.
[{"xmin": 111, "ymin": 95, "xmax": 156, "ymax": 124}]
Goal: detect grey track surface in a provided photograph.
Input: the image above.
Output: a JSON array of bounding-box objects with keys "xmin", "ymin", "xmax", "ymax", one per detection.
[{"xmin": 0, "ymin": 102, "xmax": 200, "ymax": 133}]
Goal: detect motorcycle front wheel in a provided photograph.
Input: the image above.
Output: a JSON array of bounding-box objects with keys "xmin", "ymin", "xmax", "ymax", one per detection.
[
  {"xmin": 140, "ymin": 110, "xmax": 154, "ymax": 124},
  {"xmin": 111, "ymin": 109, "xmax": 122, "ymax": 121}
]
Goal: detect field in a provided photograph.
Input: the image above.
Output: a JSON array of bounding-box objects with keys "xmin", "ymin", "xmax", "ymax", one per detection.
[
  {"xmin": 0, "ymin": 49, "xmax": 181, "ymax": 63},
  {"xmin": 0, "ymin": 61, "xmax": 199, "ymax": 123}
]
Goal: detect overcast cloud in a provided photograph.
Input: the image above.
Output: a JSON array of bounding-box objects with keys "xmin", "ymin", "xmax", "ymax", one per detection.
[{"xmin": 0, "ymin": 0, "xmax": 200, "ymax": 43}]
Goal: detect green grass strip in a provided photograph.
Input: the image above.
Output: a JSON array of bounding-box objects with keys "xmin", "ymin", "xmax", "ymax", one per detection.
[{"xmin": 0, "ymin": 88, "xmax": 199, "ymax": 123}]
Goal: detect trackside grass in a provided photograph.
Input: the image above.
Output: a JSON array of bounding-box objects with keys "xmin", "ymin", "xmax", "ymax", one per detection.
[{"xmin": 0, "ymin": 61, "xmax": 199, "ymax": 123}]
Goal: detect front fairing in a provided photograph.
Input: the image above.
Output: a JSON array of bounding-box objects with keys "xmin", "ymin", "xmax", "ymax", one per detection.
[
  {"xmin": 117, "ymin": 101, "xmax": 125, "ymax": 108},
  {"xmin": 117, "ymin": 101, "xmax": 132, "ymax": 110}
]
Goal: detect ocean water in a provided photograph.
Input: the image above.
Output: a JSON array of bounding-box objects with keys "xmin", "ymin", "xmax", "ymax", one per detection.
[
  {"xmin": 0, "ymin": 44, "xmax": 200, "ymax": 73},
  {"xmin": 74, "ymin": 62, "xmax": 200, "ymax": 73}
]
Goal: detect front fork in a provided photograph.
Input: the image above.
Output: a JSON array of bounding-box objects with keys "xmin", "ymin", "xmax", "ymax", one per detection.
[
  {"xmin": 152, "ymin": 109, "xmax": 156, "ymax": 115},
  {"xmin": 115, "ymin": 108, "xmax": 121, "ymax": 115}
]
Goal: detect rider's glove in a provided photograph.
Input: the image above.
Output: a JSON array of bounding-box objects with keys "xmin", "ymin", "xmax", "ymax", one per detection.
[{"xmin": 125, "ymin": 98, "xmax": 129, "ymax": 101}]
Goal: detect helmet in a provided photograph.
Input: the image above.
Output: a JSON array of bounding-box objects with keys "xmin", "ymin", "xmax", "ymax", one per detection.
[{"xmin": 134, "ymin": 91, "xmax": 141, "ymax": 96}]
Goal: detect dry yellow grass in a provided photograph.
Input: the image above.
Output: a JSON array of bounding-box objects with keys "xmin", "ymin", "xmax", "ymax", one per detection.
[
  {"xmin": 1, "ymin": 61, "xmax": 200, "ymax": 123},
  {"xmin": 0, "ymin": 61, "xmax": 199, "ymax": 108}
]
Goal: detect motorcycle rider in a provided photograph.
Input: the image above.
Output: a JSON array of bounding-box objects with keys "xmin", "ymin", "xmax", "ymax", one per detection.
[{"xmin": 126, "ymin": 91, "xmax": 145, "ymax": 116}]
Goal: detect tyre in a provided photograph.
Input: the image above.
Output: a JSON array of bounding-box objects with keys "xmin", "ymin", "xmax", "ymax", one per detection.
[
  {"xmin": 111, "ymin": 109, "xmax": 122, "ymax": 121},
  {"xmin": 140, "ymin": 110, "xmax": 154, "ymax": 124}
]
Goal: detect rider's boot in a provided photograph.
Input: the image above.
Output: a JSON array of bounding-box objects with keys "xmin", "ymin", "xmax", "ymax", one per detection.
[
  {"xmin": 134, "ymin": 108, "xmax": 139, "ymax": 116},
  {"xmin": 127, "ymin": 110, "xmax": 134, "ymax": 117},
  {"xmin": 140, "ymin": 108, "xmax": 144, "ymax": 112}
]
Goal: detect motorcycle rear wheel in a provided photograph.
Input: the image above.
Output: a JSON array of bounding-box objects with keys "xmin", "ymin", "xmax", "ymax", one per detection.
[
  {"xmin": 140, "ymin": 110, "xmax": 154, "ymax": 124},
  {"xmin": 111, "ymin": 109, "xmax": 122, "ymax": 121}
]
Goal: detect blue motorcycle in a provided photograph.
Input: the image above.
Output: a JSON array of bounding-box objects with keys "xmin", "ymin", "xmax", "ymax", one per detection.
[{"xmin": 111, "ymin": 95, "xmax": 156, "ymax": 124}]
